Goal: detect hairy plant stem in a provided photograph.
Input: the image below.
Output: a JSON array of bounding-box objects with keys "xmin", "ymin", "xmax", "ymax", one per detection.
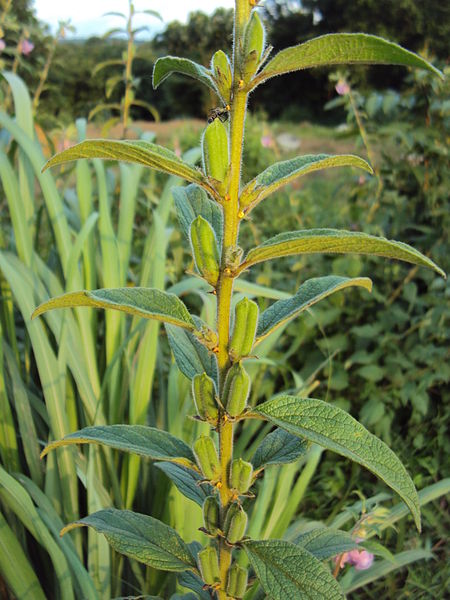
[{"xmin": 215, "ymin": 3, "xmax": 250, "ymax": 596}]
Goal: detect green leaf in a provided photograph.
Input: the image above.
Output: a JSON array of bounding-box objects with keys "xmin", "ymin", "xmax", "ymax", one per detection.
[
  {"xmin": 32, "ymin": 288, "xmax": 196, "ymax": 330},
  {"xmin": 251, "ymin": 428, "xmax": 308, "ymax": 470},
  {"xmin": 155, "ymin": 462, "xmax": 212, "ymax": 506},
  {"xmin": 251, "ymin": 33, "xmax": 443, "ymax": 89},
  {"xmin": 255, "ymin": 396, "xmax": 421, "ymax": 530},
  {"xmin": 243, "ymin": 539, "xmax": 344, "ymax": 599},
  {"xmin": 178, "ymin": 570, "xmax": 212, "ymax": 600},
  {"xmin": 41, "ymin": 425, "xmax": 195, "ymax": 468},
  {"xmin": 153, "ymin": 56, "xmax": 218, "ymax": 95},
  {"xmin": 256, "ymin": 276, "xmax": 372, "ymax": 343},
  {"xmin": 292, "ymin": 527, "xmax": 358, "ymax": 560},
  {"xmin": 165, "ymin": 320, "xmax": 218, "ymax": 384},
  {"xmin": 63, "ymin": 509, "xmax": 196, "ymax": 572},
  {"xmin": 239, "ymin": 229, "xmax": 445, "ymax": 278},
  {"xmin": 240, "ymin": 154, "xmax": 373, "ymax": 210},
  {"xmin": 42, "ymin": 139, "xmax": 220, "ymax": 200},
  {"xmin": 173, "ymin": 184, "xmax": 223, "ymax": 249}
]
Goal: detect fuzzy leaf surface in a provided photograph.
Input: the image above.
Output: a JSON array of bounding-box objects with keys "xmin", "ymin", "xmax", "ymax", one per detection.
[
  {"xmin": 155, "ymin": 462, "xmax": 212, "ymax": 506},
  {"xmin": 251, "ymin": 428, "xmax": 308, "ymax": 470},
  {"xmin": 243, "ymin": 539, "xmax": 344, "ymax": 599},
  {"xmin": 41, "ymin": 425, "xmax": 195, "ymax": 467},
  {"xmin": 173, "ymin": 184, "xmax": 223, "ymax": 248},
  {"xmin": 252, "ymin": 33, "xmax": 442, "ymax": 88},
  {"xmin": 240, "ymin": 229, "xmax": 445, "ymax": 277},
  {"xmin": 240, "ymin": 154, "xmax": 372, "ymax": 209},
  {"xmin": 63, "ymin": 509, "xmax": 196, "ymax": 572},
  {"xmin": 255, "ymin": 396, "xmax": 421, "ymax": 530},
  {"xmin": 165, "ymin": 320, "xmax": 218, "ymax": 384},
  {"xmin": 256, "ymin": 276, "xmax": 372, "ymax": 342},
  {"xmin": 153, "ymin": 56, "xmax": 217, "ymax": 94},
  {"xmin": 293, "ymin": 527, "xmax": 358, "ymax": 559},
  {"xmin": 33, "ymin": 288, "xmax": 196, "ymax": 330},
  {"xmin": 43, "ymin": 139, "xmax": 215, "ymax": 195}
]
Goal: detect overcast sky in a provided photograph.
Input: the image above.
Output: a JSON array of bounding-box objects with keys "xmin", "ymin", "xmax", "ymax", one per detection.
[{"xmin": 33, "ymin": 1, "xmax": 235, "ymax": 38}]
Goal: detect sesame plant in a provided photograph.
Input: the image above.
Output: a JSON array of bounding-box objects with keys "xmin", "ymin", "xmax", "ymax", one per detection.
[{"xmin": 33, "ymin": 1, "xmax": 444, "ymax": 598}]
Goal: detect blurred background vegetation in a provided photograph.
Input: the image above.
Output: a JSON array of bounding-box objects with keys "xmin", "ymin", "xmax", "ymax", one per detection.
[{"xmin": 0, "ymin": 0, "xmax": 448, "ymax": 598}]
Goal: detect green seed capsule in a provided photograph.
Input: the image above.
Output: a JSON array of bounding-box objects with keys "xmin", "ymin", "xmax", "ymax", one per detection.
[
  {"xmin": 222, "ymin": 363, "xmax": 251, "ymax": 417},
  {"xmin": 198, "ymin": 546, "xmax": 220, "ymax": 586},
  {"xmin": 226, "ymin": 563, "xmax": 248, "ymax": 599},
  {"xmin": 190, "ymin": 215, "xmax": 220, "ymax": 287},
  {"xmin": 230, "ymin": 458, "xmax": 253, "ymax": 494},
  {"xmin": 202, "ymin": 118, "xmax": 229, "ymax": 183},
  {"xmin": 243, "ymin": 11, "xmax": 265, "ymax": 82},
  {"xmin": 193, "ymin": 435, "xmax": 221, "ymax": 481},
  {"xmin": 229, "ymin": 297, "xmax": 259, "ymax": 361},
  {"xmin": 212, "ymin": 50, "xmax": 232, "ymax": 103},
  {"xmin": 223, "ymin": 503, "xmax": 248, "ymax": 544},
  {"xmin": 192, "ymin": 373, "xmax": 218, "ymax": 423},
  {"xmin": 202, "ymin": 496, "xmax": 221, "ymax": 536}
]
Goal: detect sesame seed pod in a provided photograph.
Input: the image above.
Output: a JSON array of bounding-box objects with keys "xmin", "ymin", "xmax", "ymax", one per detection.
[
  {"xmin": 230, "ymin": 458, "xmax": 253, "ymax": 494},
  {"xmin": 211, "ymin": 50, "xmax": 232, "ymax": 103},
  {"xmin": 198, "ymin": 546, "xmax": 220, "ymax": 586},
  {"xmin": 202, "ymin": 118, "xmax": 229, "ymax": 183},
  {"xmin": 226, "ymin": 563, "xmax": 248, "ymax": 599},
  {"xmin": 242, "ymin": 11, "xmax": 265, "ymax": 82},
  {"xmin": 192, "ymin": 373, "xmax": 218, "ymax": 422},
  {"xmin": 202, "ymin": 496, "xmax": 221, "ymax": 536},
  {"xmin": 193, "ymin": 435, "xmax": 221, "ymax": 481},
  {"xmin": 223, "ymin": 503, "xmax": 248, "ymax": 544},
  {"xmin": 189, "ymin": 215, "xmax": 220, "ymax": 287},
  {"xmin": 229, "ymin": 297, "xmax": 259, "ymax": 361},
  {"xmin": 222, "ymin": 362, "xmax": 251, "ymax": 417}
]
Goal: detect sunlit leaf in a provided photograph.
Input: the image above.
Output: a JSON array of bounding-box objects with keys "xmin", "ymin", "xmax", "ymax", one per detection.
[
  {"xmin": 255, "ymin": 396, "xmax": 421, "ymax": 530},
  {"xmin": 153, "ymin": 56, "xmax": 218, "ymax": 95}
]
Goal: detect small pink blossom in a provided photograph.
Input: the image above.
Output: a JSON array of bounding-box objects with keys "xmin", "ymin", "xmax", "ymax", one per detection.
[
  {"xmin": 335, "ymin": 549, "xmax": 374, "ymax": 571},
  {"xmin": 335, "ymin": 79, "xmax": 350, "ymax": 96},
  {"xmin": 358, "ymin": 175, "xmax": 366, "ymax": 185},
  {"xmin": 0, "ymin": 39, "xmax": 5, "ymax": 52},
  {"xmin": 19, "ymin": 39, "xmax": 34, "ymax": 55},
  {"xmin": 261, "ymin": 134, "xmax": 274, "ymax": 148}
]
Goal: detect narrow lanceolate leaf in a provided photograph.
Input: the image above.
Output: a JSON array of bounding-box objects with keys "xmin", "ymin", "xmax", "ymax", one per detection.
[
  {"xmin": 32, "ymin": 288, "xmax": 196, "ymax": 330},
  {"xmin": 63, "ymin": 509, "xmax": 196, "ymax": 572},
  {"xmin": 292, "ymin": 527, "xmax": 359, "ymax": 560},
  {"xmin": 251, "ymin": 33, "xmax": 443, "ymax": 89},
  {"xmin": 251, "ymin": 428, "xmax": 308, "ymax": 470},
  {"xmin": 173, "ymin": 185, "xmax": 223, "ymax": 248},
  {"xmin": 243, "ymin": 539, "xmax": 344, "ymax": 599},
  {"xmin": 240, "ymin": 154, "xmax": 372, "ymax": 210},
  {"xmin": 256, "ymin": 276, "xmax": 372, "ymax": 343},
  {"xmin": 255, "ymin": 396, "xmax": 421, "ymax": 530},
  {"xmin": 165, "ymin": 321, "xmax": 218, "ymax": 384},
  {"xmin": 153, "ymin": 56, "xmax": 218, "ymax": 95},
  {"xmin": 42, "ymin": 139, "xmax": 219, "ymax": 200},
  {"xmin": 239, "ymin": 229, "xmax": 445, "ymax": 278},
  {"xmin": 40, "ymin": 425, "xmax": 195, "ymax": 467},
  {"xmin": 155, "ymin": 462, "xmax": 212, "ymax": 506}
]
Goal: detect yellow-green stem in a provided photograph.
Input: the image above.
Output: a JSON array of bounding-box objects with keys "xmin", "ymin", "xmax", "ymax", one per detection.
[{"xmin": 215, "ymin": 3, "xmax": 251, "ymax": 597}]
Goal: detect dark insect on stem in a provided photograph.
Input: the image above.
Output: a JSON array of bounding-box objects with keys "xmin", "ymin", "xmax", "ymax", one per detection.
[{"xmin": 207, "ymin": 104, "xmax": 231, "ymax": 124}]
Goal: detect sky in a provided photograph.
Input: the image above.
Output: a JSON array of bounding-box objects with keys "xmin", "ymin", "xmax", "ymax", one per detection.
[{"xmin": 33, "ymin": 1, "xmax": 235, "ymax": 38}]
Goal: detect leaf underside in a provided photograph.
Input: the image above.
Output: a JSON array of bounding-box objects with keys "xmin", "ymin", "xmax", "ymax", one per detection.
[
  {"xmin": 155, "ymin": 462, "xmax": 212, "ymax": 506},
  {"xmin": 240, "ymin": 229, "xmax": 445, "ymax": 278},
  {"xmin": 251, "ymin": 428, "xmax": 309, "ymax": 470},
  {"xmin": 255, "ymin": 396, "xmax": 421, "ymax": 530},
  {"xmin": 173, "ymin": 184, "xmax": 223, "ymax": 249},
  {"xmin": 152, "ymin": 56, "xmax": 218, "ymax": 95},
  {"xmin": 256, "ymin": 275, "xmax": 372, "ymax": 342},
  {"xmin": 63, "ymin": 509, "xmax": 196, "ymax": 572},
  {"xmin": 41, "ymin": 425, "xmax": 195, "ymax": 467},
  {"xmin": 32, "ymin": 287, "xmax": 196, "ymax": 330},
  {"xmin": 244, "ymin": 539, "xmax": 345, "ymax": 599}
]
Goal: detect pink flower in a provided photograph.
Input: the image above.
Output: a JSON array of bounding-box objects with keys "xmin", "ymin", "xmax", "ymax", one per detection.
[
  {"xmin": 335, "ymin": 79, "xmax": 350, "ymax": 96},
  {"xmin": 261, "ymin": 134, "xmax": 274, "ymax": 148},
  {"xmin": 19, "ymin": 39, "xmax": 34, "ymax": 55},
  {"xmin": 336, "ymin": 549, "xmax": 374, "ymax": 571},
  {"xmin": 0, "ymin": 39, "xmax": 5, "ymax": 52}
]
